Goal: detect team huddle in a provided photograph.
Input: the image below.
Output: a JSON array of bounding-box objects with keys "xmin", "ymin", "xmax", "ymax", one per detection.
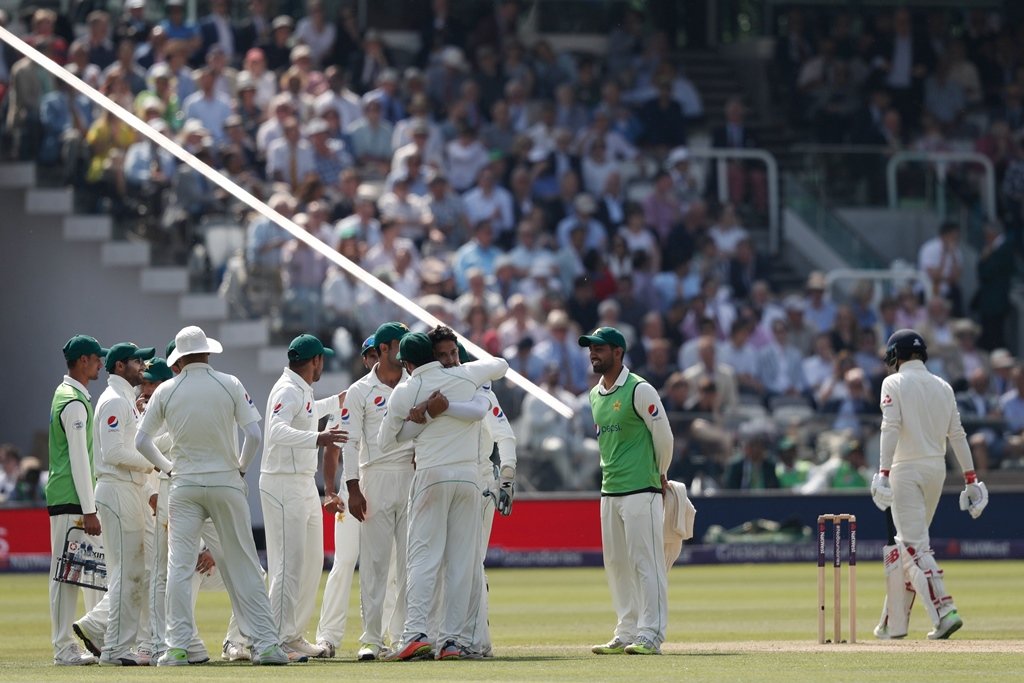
[
  {"xmin": 45, "ymin": 322, "xmax": 518, "ymax": 666},
  {"xmin": 44, "ymin": 321, "xmax": 988, "ymax": 666}
]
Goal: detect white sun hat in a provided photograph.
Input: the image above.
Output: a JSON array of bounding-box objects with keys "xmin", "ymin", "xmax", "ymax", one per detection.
[{"xmin": 167, "ymin": 326, "xmax": 223, "ymax": 366}]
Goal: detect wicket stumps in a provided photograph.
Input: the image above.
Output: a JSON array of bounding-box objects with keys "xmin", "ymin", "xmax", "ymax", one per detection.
[{"xmin": 817, "ymin": 514, "xmax": 857, "ymax": 644}]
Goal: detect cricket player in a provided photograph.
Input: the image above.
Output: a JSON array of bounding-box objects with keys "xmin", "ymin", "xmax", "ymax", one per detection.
[
  {"xmin": 379, "ymin": 332, "xmax": 509, "ymax": 661},
  {"xmin": 424, "ymin": 330, "xmax": 517, "ymax": 657},
  {"xmin": 315, "ymin": 335, "xmax": 375, "ymax": 658},
  {"xmin": 260, "ymin": 334, "xmax": 347, "ymax": 659},
  {"xmin": 135, "ymin": 325, "xmax": 290, "ymax": 666},
  {"xmin": 334, "ymin": 323, "xmax": 416, "ymax": 661},
  {"xmin": 86, "ymin": 342, "xmax": 156, "ymax": 665},
  {"xmin": 138, "ymin": 353, "xmax": 247, "ymax": 664},
  {"xmin": 47, "ymin": 335, "xmax": 108, "ymax": 666},
  {"xmin": 579, "ymin": 327, "xmax": 672, "ymax": 656},
  {"xmin": 870, "ymin": 329, "xmax": 987, "ymax": 639}
]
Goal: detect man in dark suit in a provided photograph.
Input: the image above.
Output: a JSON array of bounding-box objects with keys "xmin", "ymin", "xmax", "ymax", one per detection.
[
  {"xmin": 972, "ymin": 223, "xmax": 1016, "ymax": 350},
  {"xmin": 711, "ymin": 96, "xmax": 766, "ymax": 214},
  {"xmin": 723, "ymin": 422, "xmax": 780, "ymax": 489},
  {"xmin": 198, "ymin": 0, "xmax": 239, "ymax": 67},
  {"xmin": 236, "ymin": 0, "xmax": 272, "ymax": 56},
  {"xmin": 867, "ymin": 8, "xmax": 935, "ymax": 128},
  {"xmin": 727, "ymin": 238, "xmax": 768, "ymax": 302}
]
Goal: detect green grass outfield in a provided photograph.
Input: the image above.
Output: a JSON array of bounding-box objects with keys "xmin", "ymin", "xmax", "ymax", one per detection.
[{"xmin": 2, "ymin": 562, "xmax": 1022, "ymax": 682}]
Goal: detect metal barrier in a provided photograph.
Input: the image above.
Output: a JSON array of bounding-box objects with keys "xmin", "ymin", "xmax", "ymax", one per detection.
[
  {"xmin": 886, "ymin": 151, "xmax": 997, "ymax": 221},
  {"xmin": 823, "ymin": 267, "xmax": 932, "ymax": 304},
  {"xmin": 690, "ymin": 148, "xmax": 781, "ymax": 253}
]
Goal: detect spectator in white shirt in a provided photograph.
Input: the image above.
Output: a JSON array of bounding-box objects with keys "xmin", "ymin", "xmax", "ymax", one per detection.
[
  {"xmin": 707, "ymin": 203, "xmax": 750, "ymax": 257},
  {"xmin": 462, "ymin": 166, "xmax": 514, "ymax": 240},
  {"xmin": 294, "ymin": 0, "xmax": 336, "ymax": 67},
  {"xmin": 182, "ymin": 67, "xmax": 232, "ymax": 143},
  {"xmin": 917, "ymin": 221, "xmax": 963, "ymax": 314},
  {"xmin": 378, "ymin": 174, "xmax": 429, "ymax": 243},
  {"xmin": 445, "ymin": 122, "xmax": 490, "ymax": 193},
  {"xmin": 718, "ymin": 319, "xmax": 763, "ymax": 398},
  {"xmin": 265, "ymin": 116, "xmax": 315, "ymax": 188},
  {"xmin": 556, "ymin": 193, "xmax": 607, "ymax": 252},
  {"xmin": 802, "ymin": 333, "xmax": 837, "ymax": 398}
]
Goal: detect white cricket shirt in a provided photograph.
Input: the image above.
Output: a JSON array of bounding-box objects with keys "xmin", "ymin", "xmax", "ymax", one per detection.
[
  {"xmin": 138, "ymin": 363, "xmax": 261, "ymax": 475},
  {"xmin": 879, "ymin": 360, "xmax": 973, "ymax": 472},
  {"xmin": 94, "ymin": 375, "xmax": 153, "ymax": 484},
  {"xmin": 340, "ymin": 365, "xmax": 414, "ymax": 483},
  {"xmin": 261, "ymin": 367, "xmax": 336, "ymax": 476}
]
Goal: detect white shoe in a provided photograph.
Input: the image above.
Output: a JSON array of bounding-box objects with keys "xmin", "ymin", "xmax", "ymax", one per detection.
[
  {"xmin": 927, "ymin": 611, "xmax": 963, "ymax": 640},
  {"xmin": 156, "ymin": 648, "xmax": 189, "ymax": 666},
  {"xmin": 222, "ymin": 640, "xmax": 250, "ymax": 661},
  {"xmin": 54, "ymin": 644, "xmax": 97, "ymax": 666},
  {"xmin": 72, "ymin": 620, "xmax": 104, "ymax": 656},
  {"xmin": 135, "ymin": 645, "xmax": 155, "ymax": 666},
  {"xmin": 99, "ymin": 651, "xmax": 150, "ymax": 666},
  {"xmin": 591, "ymin": 637, "xmax": 630, "ymax": 654},
  {"xmin": 187, "ymin": 646, "xmax": 210, "ymax": 664},
  {"xmin": 253, "ymin": 644, "xmax": 291, "ymax": 665},
  {"xmin": 283, "ymin": 638, "xmax": 324, "ymax": 657},
  {"xmin": 357, "ymin": 643, "xmax": 384, "ymax": 661},
  {"xmin": 316, "ymin": 640, "xmax": 336, "ymax": 659},
  {"xmin": 624, "ymin": 636, "xmax": 662, "ymax": 655},
  {"xmin": 872, "ymin": 622, "xmax": 907, "ymax": 640}
]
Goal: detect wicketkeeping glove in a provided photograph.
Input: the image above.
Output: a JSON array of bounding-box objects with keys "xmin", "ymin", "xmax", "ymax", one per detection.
[
  {"xmin": 959, "ymin": 481, "xmax": 988, "ymax": 519},
  {"xmin": 870, "ymin": 472, "xmax": 893, "ymax": 511},
  {"xmin": 496, "ymin": 466, "xmax": 515, "ymax": 516}
]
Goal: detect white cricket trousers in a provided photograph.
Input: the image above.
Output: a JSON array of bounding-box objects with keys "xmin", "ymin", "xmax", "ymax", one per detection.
[
  {"xmin": 600, "ymin": 492, "xmax": 668, "ymax": 646},
  {"xmin": 259, "ymin": 472, "xmax": 323, "ymax": 643},
  {"xmin": 149, "ymin": 477, "xmax": 243, "ymax": 653},
  {"xmin": 93, "ymin": 478, "xmax": 149, "ymax": 658},
  {"xmin": 49, "ymin": 513, "xmax": 104, "ymax": 654},
  {"xmin": 430, "ymin": 463, "xmax": 493, "ymax": 651},
  {"xmin": 352, "ymin": 468, "xmax": 413, "ymax": 649},
  {"xmin": 315, "ymin": 485, "xmax": 360, "ymax": 647},
  {"xmin": 890, "ymin": 458, "xmax": 945, "ymax": 550},
  {"xmin": 166, "ymin": 472, "xmax": 278, "ymax": 653},
  {"xmin": 403, "ymin": 464, "xmax": 481, "ymax": 646}
]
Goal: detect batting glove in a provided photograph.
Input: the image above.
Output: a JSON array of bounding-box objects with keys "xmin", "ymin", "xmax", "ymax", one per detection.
[
  {"xmin": 959, "ymin": 481, "xmax": 988, "ymax": 519},
  {"xmin": 870, "ymin": 472, "xmax": 893, "ymax": 511}
]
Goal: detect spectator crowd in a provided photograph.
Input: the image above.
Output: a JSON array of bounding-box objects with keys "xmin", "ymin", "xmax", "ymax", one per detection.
[{"xmin": 0, "ymin": 1, "xmax": 1021, "ymax": 493}]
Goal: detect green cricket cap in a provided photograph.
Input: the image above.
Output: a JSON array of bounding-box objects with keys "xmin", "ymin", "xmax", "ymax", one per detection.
[
  {"xmin": 578, "ymin": 326, "xmax": 627, "ymax": 352},
  {"xmin": 374, "ymin": 321, "xmax": 410, "ymax": 349},
  {"xmin": 396, "ymin": 332, "xmax": 434, "ymax": 366},
  {"xmin": 165, "ymin": 339, "xmax": 176, "ymax": 358},
  {"xmin": 105, "ymin": 342, "xmax": 156, "ymax": 372},
  {"xmin": 456, "ymin": 342, "xmax": 472, "ymax": 364},
  {"xmin": 63, "ymin": 335, "xmax": 109, "ymax": 362},
  {"xmin": 288, "ymin": 334, "xmax": 335, "ymax": 362},
  {"xmin": 360, "ymin": 335, "xmax": 376, "ymax": 357},
  {"xmin": 142, "ymin": 358, "xmax": 174, "ymax": 382}
]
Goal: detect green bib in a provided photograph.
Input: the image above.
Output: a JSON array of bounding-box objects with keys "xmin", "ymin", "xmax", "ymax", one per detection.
[
  {"xmin": 45, "ymin": 383, "xmax": 95, "ymax": 509},
  {"xmin": 590, "ymin": 373, "xmax": 660, "ymax": 495}
]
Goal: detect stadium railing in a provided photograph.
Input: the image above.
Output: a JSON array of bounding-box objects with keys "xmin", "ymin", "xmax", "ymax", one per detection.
[{"xmin": 886, "ymin": 150, "xmax": 997, "ymax": 223}]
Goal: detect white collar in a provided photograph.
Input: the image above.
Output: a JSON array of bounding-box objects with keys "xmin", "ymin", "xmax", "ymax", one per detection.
[
  {"xmin": 598, "ymin": 365, "xmax": 630, "ymax": 394},
  {"xmin": 62, "ymin": 375, "xmax": 91, "ymax": 400}
]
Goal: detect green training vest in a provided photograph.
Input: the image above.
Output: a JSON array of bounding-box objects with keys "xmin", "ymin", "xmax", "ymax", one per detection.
[
  {"xmin": 45, "ymin": 382, "xmax": 95, "ymax": 509},
  {"xmin": 590, "ymin": 372, "xmax": 660, "ymax": 495}
]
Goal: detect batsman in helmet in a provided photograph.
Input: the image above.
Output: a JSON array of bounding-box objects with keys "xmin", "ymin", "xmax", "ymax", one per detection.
[{"xmin": 870, "ymin": 329, "xmax": 988, "ymax": 640}]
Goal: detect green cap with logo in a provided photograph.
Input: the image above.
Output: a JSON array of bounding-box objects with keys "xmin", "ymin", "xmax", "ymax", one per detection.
[
  {"xmin": 142, "ymin": 358, "xmax": 174, "ymax": 382},
  {"xmin": 288, "ymin": 334, "xmax": 335, "ymax": 362},
  {"xmin": 396, "ymin": 332, "xmax": 435, "ymax": 366},
  {"xmin": 105, "ymin": 342, "xmax": 156, "ymax": 372},
  {"xmin": 63, "ymin": 335, "xmax": 109, "ymax": 362},
  {"xmin": 578, "ymin": 326, "xmax": 627, "ymax": 352},
  {"xmin": 374, "ymin": 321, "xmax": 410, "ymax": 350}
]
